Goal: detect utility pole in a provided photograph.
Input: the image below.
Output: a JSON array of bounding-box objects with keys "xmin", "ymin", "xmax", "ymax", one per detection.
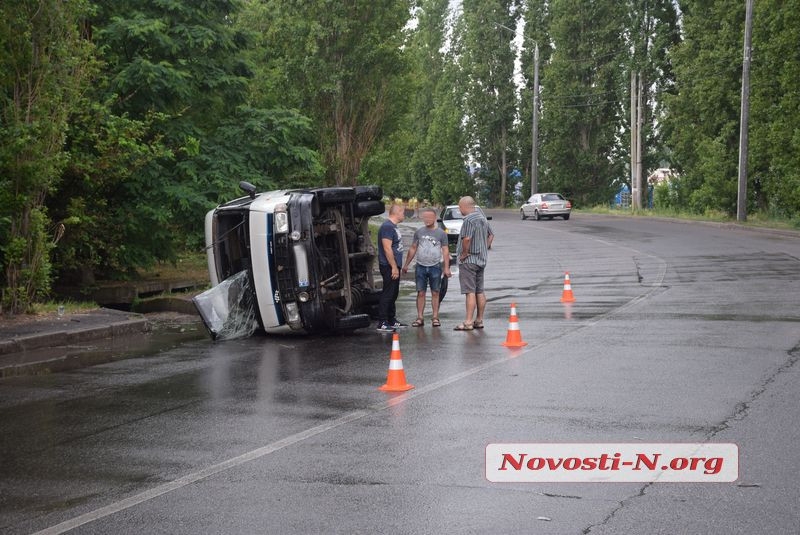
[
  {"xmin": 631, "ymin": 72, "xmax": 639, "ymax": 210},
  {"xmin": 737, "ymin": 0, "xmax": 754, "ymax": 222},
  {"xmin": 636, "ymin": 73, "xmax": 644, "ymax": 209},
  {"xmin": 630, "ymin": 71, "xmax": 643, "ymax": 210},
  {"xmin": 531, "ymin": 43, "xmax": 539, "ymax": 197}
]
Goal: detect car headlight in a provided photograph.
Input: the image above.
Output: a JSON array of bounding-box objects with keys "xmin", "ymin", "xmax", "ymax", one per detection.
[
  {"xmin": 284, "ymin": 302, "xmax": 301, "ymax": 323},
  {"xmin": 274, "ymin": 204, "xmax": 289, "ymax": 234}
]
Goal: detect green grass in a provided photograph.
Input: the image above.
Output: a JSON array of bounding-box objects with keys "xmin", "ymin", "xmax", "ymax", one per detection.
[
  {"xmin": 135, "ymin": 250, "xmax": 209, "ymax": 280},
  {"xmin": 33, "ymin": 299, "xmax": 99, "ymax": 316},
  {"xmin": 577, "ymin": 205, "xmax": 800, "ymax": 231}
]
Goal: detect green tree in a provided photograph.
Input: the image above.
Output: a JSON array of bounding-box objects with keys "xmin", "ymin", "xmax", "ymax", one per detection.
[
  {"xmin": 462, "ymin": 0, "xmax": 520, "ymax": 207},
  {"xmin": 539, "ymin": 0, "xmax": 627, "ymax": 206},
  {"xmin": 256, "ymin": 0, "xmax": 412, "ymax": 187},
  {"xmin": 628, "ymin": 0, "xmax": 681, "ymax": 190},
  {"xmin": 665, "ymin": 0, "xmax": 744, "ymax": 215},
  {"xmin": 0, "ymin": 0, "xmax": 93, "ymax": 313},
  {"xmin": 518, "ymin": 0, "xmax": 552, "ymax": 197},
  {"xmin": 367, "ymin": 0, "xmax": 471, "ymax": 203},
  {"xmin": 49, "ymin": 0, "xmax": 321, "ymax": 282},
  {"xmin": 748, "ymin": 1, "xmax": 800, "ymax": 218},
  {"xmin": 425, "ymin": 55, "xmax": 473, "ymax": 204},
  {"xmin": 392, "ymin": 0, "xmax": 451, "ymax": 199}
]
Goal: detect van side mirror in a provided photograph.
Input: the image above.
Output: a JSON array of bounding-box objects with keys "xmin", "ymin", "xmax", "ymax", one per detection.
[{"xmin": 239, "ymin": 181, "xmax": 257, "ymax": 199}]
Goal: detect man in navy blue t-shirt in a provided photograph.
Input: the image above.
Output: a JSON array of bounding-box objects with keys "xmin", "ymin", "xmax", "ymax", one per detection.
[{"xmin": 376, "ymin": 204, "xmax": 406, "ymax": 332}]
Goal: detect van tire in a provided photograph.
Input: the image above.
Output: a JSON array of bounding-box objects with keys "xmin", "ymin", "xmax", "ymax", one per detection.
[
  {"xmin": 316, "ymin": 187, "xmax": 355, "ymax": 204},
  {"xmin": 354, "ymin": 199, "xmax": 385, "ymax": 217},
  {"xmin": 354, "ymin": 185, "xmax": 382, "ymax": 201}
]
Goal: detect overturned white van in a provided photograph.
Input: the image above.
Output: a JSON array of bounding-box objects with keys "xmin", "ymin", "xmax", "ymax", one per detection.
[{"xmin": 193, "ymin": 182, "xmax": 385, "ymax": 338}]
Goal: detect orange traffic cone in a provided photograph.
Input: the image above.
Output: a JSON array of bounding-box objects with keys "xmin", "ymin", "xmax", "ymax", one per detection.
[
  {"xmin": 501, "ymin": 302, "xmax": 528, "ymax": 348},
  {"xmin": 560, "ymin": 272, "xmax": 576, "ymax": 302},
  {"xmin": 379, "ymin": 333, "xmax": 414, "ymax": 392}
]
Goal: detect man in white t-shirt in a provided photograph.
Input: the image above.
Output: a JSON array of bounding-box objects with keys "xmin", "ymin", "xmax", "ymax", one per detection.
[{"xmin": 402, "ymin": 208, "xmax": 451, "ymax": 327}]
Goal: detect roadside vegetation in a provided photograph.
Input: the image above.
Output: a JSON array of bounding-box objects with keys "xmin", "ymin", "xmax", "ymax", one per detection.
[
  {"xmin": 2, "ymin": 0, "xmax": 799, "ymax": 315},
  {"xmin": 580, "ymin": 206, "xmax": 800, "ymax": 231}
]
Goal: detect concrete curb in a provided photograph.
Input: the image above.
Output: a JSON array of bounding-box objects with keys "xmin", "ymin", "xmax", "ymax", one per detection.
[{"xmin": 0, "ymin": 317, "xmax": 149, "ymax": 355}]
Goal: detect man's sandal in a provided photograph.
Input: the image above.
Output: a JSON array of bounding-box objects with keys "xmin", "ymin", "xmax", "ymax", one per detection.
[
  {"xmin": 411, "ymin": 318, "xmax": 424, "ymax": 327},
  {"xmin": 432, "ymin": 318, "xmax": 441, "ymax": 327},
  {"xmin": 453, "ymin": 322, "xmax": 473, "ymax": 331}
]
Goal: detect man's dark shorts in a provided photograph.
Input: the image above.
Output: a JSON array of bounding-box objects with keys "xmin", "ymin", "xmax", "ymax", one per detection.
[
  {"xmin": 415, "ymin": 264, "xmax": 442, "ymax": 292},
  {"xmin": 458, "ymin": 263, "xmax": 484, "ymax": 294}
]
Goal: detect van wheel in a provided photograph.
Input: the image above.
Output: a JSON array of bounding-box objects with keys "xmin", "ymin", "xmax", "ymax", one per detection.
[
  {"xmin": 354, "ymin": 199, "xmax": 385, "ymax": 217},
  {"xmin": 316, "ymin": 187, "xmax": 355, "ymax": 204},
  {"xmin": 354, "ymin": 185, "xmax": 382, "ymax": 201}
]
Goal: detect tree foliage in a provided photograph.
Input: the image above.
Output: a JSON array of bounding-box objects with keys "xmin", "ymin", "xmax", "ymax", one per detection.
[
  {"xmin": 48, "ymin": 0, "xmax": 322, "ymax": 282},
  {"xmin": 664, "ymin": 0, "xmax": 745, "ymax": 215},
  {"xmin": 254, "ymin": 0, "xmax": 412, "ymax": 187},
  {"xmin": 538, "ymin": 0, "xmax": 627, "ymax": 206},
  {"xmin": 0, "ymin": 0, "xmax": 93, "ymax": 313},
  {"xmin": 2, "ymin": 0, "xmax": 800, "ymax": 313},
  {"xmin": 461, "ymin": 0, "xmax": 519, "ymax": 207}
]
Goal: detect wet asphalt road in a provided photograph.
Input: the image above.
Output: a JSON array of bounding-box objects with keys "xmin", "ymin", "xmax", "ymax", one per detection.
[{"xmin": 1, "ymin": 212, "xmax": 799, "ymax": 534}]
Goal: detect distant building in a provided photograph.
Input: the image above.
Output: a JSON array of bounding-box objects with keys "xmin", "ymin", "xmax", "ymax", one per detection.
[{"xmin": 648, "ymin": 168, "xmax": 676, "ymax": 186}]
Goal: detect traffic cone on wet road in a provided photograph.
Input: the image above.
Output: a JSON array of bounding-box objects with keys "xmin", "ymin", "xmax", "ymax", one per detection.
[
  {"xmin": 379, "ymin": 333, "xmax": 414, "ymax": 392},
  {"xmin": 501, "ymin": 302, "xmax": 528, "ymax": 348},
  {"xmin": 560, "ymin": 272, "xmax": 576, "ymax": 303}
]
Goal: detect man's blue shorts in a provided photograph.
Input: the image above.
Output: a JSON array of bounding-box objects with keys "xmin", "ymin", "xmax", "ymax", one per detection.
[{"xmin": 415, "ymin": 264, "xmax": 443, "ymax": 293}]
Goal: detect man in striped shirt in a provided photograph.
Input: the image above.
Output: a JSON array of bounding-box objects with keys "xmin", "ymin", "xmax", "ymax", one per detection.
[{"xmin": 454, "ymin": 196, "xmax": 494, "ymax": 331}]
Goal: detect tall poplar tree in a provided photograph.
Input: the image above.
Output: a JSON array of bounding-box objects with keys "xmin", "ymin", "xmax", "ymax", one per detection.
[
  {"xmin": 462, "ymin": 0, "xmax": 519, "ymax": 207},
  {"xmin": 361, "ymin": 0, "xmax": 453, "ymax": 199},
  {"xmin": 745, "ymin": 1, "xmax": 800, "ymax": 217},
  {"xmin": 518, "ymin": 0, "xmax": 552, "ymax": 197},
  {"xmin": 539, "ymin": 0, "xmax": 627, "ymax": 206},
  {"xmin": 628, "ymin": 0, "xmax": 680, "ymax": 187},
  {"xmin": 258, "ymin": 0, "xmax": 412, "ymax": 186},
  {"xmin": 665, "ymin": 0, "xmax": 744, "ymax": 214},
  {"xmin": 424, "ymin": 19, "xmax": 473, "ymax": 204}
]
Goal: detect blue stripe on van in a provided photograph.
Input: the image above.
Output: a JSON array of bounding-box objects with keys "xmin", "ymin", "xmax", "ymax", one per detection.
[{"xmin": 266, "ymin": 213, "xmax": 285, "ymax": 325}]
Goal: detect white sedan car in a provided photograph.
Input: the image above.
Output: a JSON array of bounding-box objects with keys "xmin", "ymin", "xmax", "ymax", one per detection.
[
  {"xmin": 437, "ymin": 204, "xmax": 492, "ymax": 258},
  {"xmin": 520, "ymin": 193, "xmax": 572, "ymax": 220}
]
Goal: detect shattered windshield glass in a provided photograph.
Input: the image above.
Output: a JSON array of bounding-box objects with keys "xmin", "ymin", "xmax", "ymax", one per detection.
[{"xmin": 192, "ymin": 270, "xmax": 260, "ymax": 340}]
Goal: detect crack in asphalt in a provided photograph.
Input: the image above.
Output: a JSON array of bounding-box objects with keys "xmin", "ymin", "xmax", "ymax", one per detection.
[{"xmin": 581, "ymin": 341, "xmax": 800, "ymax": 534}]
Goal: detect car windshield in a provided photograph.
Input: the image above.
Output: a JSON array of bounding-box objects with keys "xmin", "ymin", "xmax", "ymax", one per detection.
[
  {"xmin": 443, "ymin": 206, "xmax": 485, "ymax": 220},
  {"xmin": 443, "ymin": 208, "xmax": 463, "ymax": 220},
  {"xmin": 543, "ymin": 194, "xmax": 564, "ymax": 201}
]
